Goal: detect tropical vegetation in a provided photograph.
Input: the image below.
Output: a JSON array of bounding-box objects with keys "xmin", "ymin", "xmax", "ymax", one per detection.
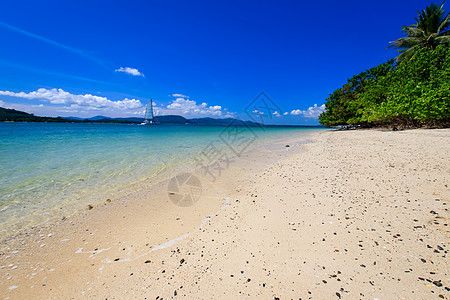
[{"xmin": 319, "ymin": 1, "xmax": 450, "ymax": 128}]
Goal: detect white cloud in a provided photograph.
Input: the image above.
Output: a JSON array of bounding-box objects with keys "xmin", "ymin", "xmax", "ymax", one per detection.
[
  {"xmin": 290, "ymin": 104, "xmax": 325, "ymax": 118},
  {"xmin": 164, "ymin": 96, "xmax": 228, "ymax": 117},
  {"xmin": 150, "ymin": 95, "xmax": 233, "ymax": 118},
  {"xmin": 0, "ymin": 89, "xmax": 234, "ymax": 119},
  {"xmin": 0, "ymin": 100, "xmax": 49, "ymax": 115},
  {"xmin": 0, "ymin": 88, "xmax": 143, "ymax": 115},
  {"xmin": 283, "ymin": 112, "xmax": 289, "ymax": 115},
  {"xmin": 115, "ymin": 67, "xmax": 144, "ymax": 77},
  {"xmin": 172, "ymin": 93, "xmax": 189, "ymax": 98},
  {"xmin": 273, "ymin": 111, "xmax": 281, "ymax": 117}
]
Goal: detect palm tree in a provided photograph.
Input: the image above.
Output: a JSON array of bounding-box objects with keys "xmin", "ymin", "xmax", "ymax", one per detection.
[{"xmin": 389, "ymin": 0, "xmax": 450, "ymax": 61}]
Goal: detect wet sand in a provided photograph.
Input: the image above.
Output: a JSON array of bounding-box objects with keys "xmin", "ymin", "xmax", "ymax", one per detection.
[{"xmin": 1, "ymin": 129, "xmax": 449, "ymax": 299}]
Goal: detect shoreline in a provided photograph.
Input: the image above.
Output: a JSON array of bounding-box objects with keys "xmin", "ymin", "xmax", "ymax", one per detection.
[
  {"xmin": 1, "ymin": 128, "xmax": 319, "ymax": 244},
  {"xmin": 1, "ymin": 128, "xmax": 449, "ymax": 299},
  {"xmin": 0, "ymin": 123, "xmax": 323, "ymax": 243},
  {"xmin": 0, "ymin": 129, "xmax": 320, "ymax": 294}
]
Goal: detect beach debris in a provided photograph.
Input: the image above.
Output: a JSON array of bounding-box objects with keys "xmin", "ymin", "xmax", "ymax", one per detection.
[
  {"xmin": 433, "ymin": 280, "xmax": 443, "ymax": 287},
  {"xmin": 87, "ymin": 204, "xmax": 94, "ymax": 210},
  {"xmin": 285, "ymin": 145, "xmax": 290, "ymax": 147},
  {"xmin": 105, "ymin": 199, "xmax": 111, "ymax": 203}
]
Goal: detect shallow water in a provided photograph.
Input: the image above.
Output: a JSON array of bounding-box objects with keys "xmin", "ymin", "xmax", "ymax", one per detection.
[{"xmin": 0, "ymin": 122, "xmax": 325, "ymax": 239}]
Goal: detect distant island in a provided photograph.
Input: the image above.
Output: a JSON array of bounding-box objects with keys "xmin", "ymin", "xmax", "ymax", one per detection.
[
  {"xmin": 0, "ymin": 106, "xmax": 255, "ymax": 125},
  {"xmin": 0, "ymin": 106, "xmax": 320, "ymax": 127}
]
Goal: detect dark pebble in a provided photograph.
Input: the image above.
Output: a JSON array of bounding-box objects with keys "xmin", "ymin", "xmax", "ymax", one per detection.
[
  {"xmin": 180, "ymin": 258, "xmax": 185, "ymax": 264},
  {"xmin": 114, "ymin": 258, "xmax": 120, "ymax": 261},
  {"xmin": 145, "ymin": 260, "xmax": 151, "ymax": 263},
  {"xmin": 420, "ymin": 258, "xmax": 426, "ymax": 263},
  {"xmin": 433, "ymin": 281, "xmax": 443, "ymax": 287},
  {"xmin": 336, "ymin": 292, "xmax": 341, "ymax": 299}
]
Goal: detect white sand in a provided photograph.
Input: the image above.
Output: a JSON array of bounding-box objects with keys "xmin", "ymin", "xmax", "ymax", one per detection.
[{"xmin": 1, "ymin": 129, "xmax": 449, "ymax": 299}]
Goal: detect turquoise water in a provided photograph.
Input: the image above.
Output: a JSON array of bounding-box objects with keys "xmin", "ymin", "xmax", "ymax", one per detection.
[{"xmin": 0, "ymin": 122, "xmax": 324, "ymax": 239}]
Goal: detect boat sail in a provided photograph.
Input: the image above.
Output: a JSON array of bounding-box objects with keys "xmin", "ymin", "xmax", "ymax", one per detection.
[{"xmin": 140, "ymin": 99, "xmax": 157, "ymax": 125}]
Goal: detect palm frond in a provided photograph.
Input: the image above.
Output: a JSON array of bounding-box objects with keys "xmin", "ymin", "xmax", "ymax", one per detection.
[
  {"xmin": 389, "ymin": 1, "xmax": 450, "ymax": 61},
  {"xmin": 435, "ymin": 35, "xmax": 450, "ymax": 43},
  {"xmin": 437, "ymin": 11, "xmax": 450, "ymax": 33}
]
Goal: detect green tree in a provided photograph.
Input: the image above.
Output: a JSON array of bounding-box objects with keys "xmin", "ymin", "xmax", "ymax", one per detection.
[
  {"xmin": 360, "ymin": 45, "xmax": 449, "ymax": 126},
  {"xmin": 318, "ymin": 60, "xmax": 394, "ymax": 126},
  {"xmin": 389, "ymin": 0, "xmax": 450, "ymax": 61}
]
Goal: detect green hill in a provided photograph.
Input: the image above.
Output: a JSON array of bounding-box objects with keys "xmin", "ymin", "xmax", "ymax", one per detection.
[{"xmin": 0, "ymin": 107, "xmax": 66, "ymax": 122}]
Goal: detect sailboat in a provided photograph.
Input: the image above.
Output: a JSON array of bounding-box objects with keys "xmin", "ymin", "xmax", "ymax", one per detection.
[{"xmin": 140, "ymin": 99, "xmax": 158, "ymax": 125}]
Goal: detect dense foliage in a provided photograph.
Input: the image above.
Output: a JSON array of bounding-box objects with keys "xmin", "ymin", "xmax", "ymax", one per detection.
[
  {"xmin": 319, "ymin": 1, "xmax": 450, "ymax": 128},
  {"xmin": 319, "ymin": 45, "xmax": 449, "ymax": 128}
]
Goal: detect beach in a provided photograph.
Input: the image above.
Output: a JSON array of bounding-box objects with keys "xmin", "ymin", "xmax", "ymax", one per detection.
[{"xmin": 1, "ymin": 128, "xmax": 449, "ymax": 299}]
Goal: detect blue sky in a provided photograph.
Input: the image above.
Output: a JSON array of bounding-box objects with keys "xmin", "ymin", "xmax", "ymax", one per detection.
[{"xmin": 0, "ymin": 0, "xmax": 440, "ymax": 124}]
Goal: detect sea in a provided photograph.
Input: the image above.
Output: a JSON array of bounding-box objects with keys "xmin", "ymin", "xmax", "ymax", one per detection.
[{"xmin": 0, "ymin": 122, "xmax": 325, "ymax": 240}]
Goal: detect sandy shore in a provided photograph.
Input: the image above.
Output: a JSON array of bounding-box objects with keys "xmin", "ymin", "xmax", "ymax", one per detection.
[{"xmin": 1, "ymin": 128, "xmax": 449, "ymax": 299}]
